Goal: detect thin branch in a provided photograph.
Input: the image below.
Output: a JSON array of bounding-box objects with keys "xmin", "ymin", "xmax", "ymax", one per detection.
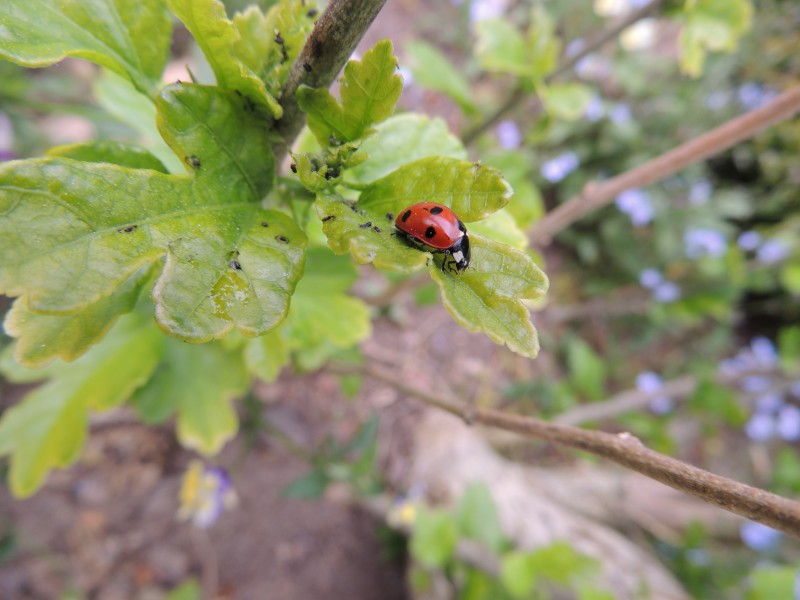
[
  {"xmin": 530, "ymin": 85, "xmax": 800, "ymax": 244},
  {"xmin": 333, "ymin": 361, "xmax": 800, "ymax": 538},
  {"xmin": 273, "ymin": 0, "xmax": 388, "ymax": 158},
  {"xmin": 462, "ymin": 0, "xmax": 666, "ymax": 145}
]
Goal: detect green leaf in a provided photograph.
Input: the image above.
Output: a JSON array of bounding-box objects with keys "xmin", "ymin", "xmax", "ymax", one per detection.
[
  {"xmin": 346, "ymin": 114, "xmax": 467, "ymax": 184},
  {"xmin": 745, "ymin": 565, "xmax": 796, "ymax": 600},
  {"xmin": 688, "ymin": 380, "xmax": 747, "ymax": 426},
  {"xmin": 500, "ymin": 551, "xmax": 538, "ymax": 599},
  {"xmin": 47, "ymin": 141, "xmax": 168, "ymax": 172},
  {"xmin": 232, "ymin": 0, "xmax": 315, "ymax": 100},
  {"xmin": 527, "ymin": 6, "xmax": 561, "ymax": 81},
  {"xmin": 468, "ymin": 209, "xmax": 529, "ymax": 249},
  {"xmin": 282, "ymin": 248, "xmax": 372, "ymax": 350},
  {"xmin": 778, "ymin": 326, "xmax": 800, "ymax": 373},
  {"xmin": 94, "ymin": 70, "xmax": 184, "ymax": 173},
  {"xmin": 405, "ymin": 41, "xmax": 477, "ymax": 114},
  {"xmin": 679, "ymin": 0, "xmax": 753, "ymax": 77},
  {"xmin": 780, "ymin": 261, "xmax": 800, "ymax": 294},
  {"xmin": 131, "ymin": 338, "xmax": 248, "ymax": 454},
  {"xmin": 456, "ymin": 484, "xmax": 506, "ymax": 553},
  {"xmin": 539, "ymin": 82, "xmax": 593, "ymax": 121},
  {"xmin": 772, "ymin": 447, "xmax": 800, "ymax": 494},
  {"xmin": 483, "ymin": 151, "xmax": 543, "ymax": 229},
  {"xmin": 0, "ymin": 83, "xmax": 305, "ymax": 343},
  {"xmin": 282, "ymin": 470, "xmax": 329, "ymax": 499},
  {"xmin": 166, "ymin": 580, "xmax": 201, "ymax": 600},
  {"xmin": 0, "ymin": 312, "xmax": 161, "ymax": 496},
  {"xmin": 168, "ymin": 0, "xmax": 283, "ymax": 117},
  {"xmin": 316, "ymin": 194, "xmax": 428, "ymax": 273},
  {"xmin": 244, "ymin": 331, "xmax": 289, "ymax": 383},
  {"xmin": 4, "ymin": 266, "xmax": 152, "ymax": 368},
  {"xmin": 565, "ymin": 338, "xmax": 606, "ymax": 402},
  {"xmin": 358, "ymin": 157, "xmax": 512, "ymax": 222},
  {"xmin": 297, "ymin": 39, "xmax": 403, "ymax": 144},
  {"xmin": 0, "ymin": 0, "xmax": 171, "ymax": 97},
  {"xmin": 410, "ymin": 508, "xmax": 458, "ymax": 569},
  {"xmin": 430, "ymin": 235, "xmax": 547, "ymax": 358},
  {"xmin": 475, "ymin": 18, "xmax": 529, "ymax": 76}
]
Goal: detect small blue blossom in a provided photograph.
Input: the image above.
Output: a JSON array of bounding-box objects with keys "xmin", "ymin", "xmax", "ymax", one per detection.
[
  {"xmin": 652, "ymin": 281, "xmax": 681, "ymax": 303},
  {"xmin": 740, "ymin": 520, "xmax": 782, "ymax": 552},
  {"xmin": 751, "ymin": 337, "xmax": 778, "ymax": 368},
  {"xmin": 737, "ymin": 83, "xmax": 777, "ymax": 111},
  {"xmin": 792, "ymin": 381, "xmax": 800, "ymax": 398},
  {"xmin": 755, "ymin": 393, "xmax": 785, "ymax": 414},
  {"xmin": 609, "ymin": 103, "xmax": 632, "ymax": 124},
  {"xmin": 397, "ymin": 66, "xmax": 414, "ymax": 88},
  {"xmin": 470, "ymin": 0, "xmax": 506, "ymax": 22},
  {"xmin": 584, "ymin": 95, "xmax": 605, "ymax": 122},
  {"xmin": 565, "ymin": 38, "xmax": 586, "ymax": 57},
  {"xmin": 639, "ymin": 268, "xmax": 663, "ymax": 289},
  {"xmin": 684, "ymin": 228, "xmax": 727, "ymax": 259},
  {"xmin": 756, "ymin": 238, "xmax": 790, "ymax": 264},
  {"xmin": 635, "ymin": 371, "xmax": 674, "ymax": 413},
  {"xmin": 737, "ymin": 231, "xmax": 762, "ymax": 252},
  {"xmin": 615, "ymin": 188, "xmax": 654, "ymax": 227},
  {"xmin": 777, "ymin": 405, "xmax": 800, "ymax": 442},
  {"xmin": 688, "ymin": 180, "xmax": 712, "ymax": 205},
  {"xmin": 495, "ymin": 120, "xmax": 522, "ymax": 149},
  {"xmin": 540, "ymin": 151, "xmax": 580, "ymax": 183},
  {"xmin": 745, "ymin": 412, "xmax": 775, "ymax": 442},
  {"xmin": 740, "ymin": 375, "xmax": 772, "ymax": 394}
]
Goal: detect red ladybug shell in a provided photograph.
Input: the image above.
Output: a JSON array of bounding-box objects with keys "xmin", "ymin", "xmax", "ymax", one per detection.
[{"xmin": 395, "ymin": 202, "xmax": 464, "ymax": 250}]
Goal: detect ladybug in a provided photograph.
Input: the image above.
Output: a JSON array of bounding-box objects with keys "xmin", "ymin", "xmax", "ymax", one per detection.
[{"xmin": 394, "ymin": 202, "xmax": 471, "ymax": 273}]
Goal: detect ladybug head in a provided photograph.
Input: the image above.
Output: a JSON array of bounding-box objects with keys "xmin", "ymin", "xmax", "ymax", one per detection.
[{"xmin": 447, "ymin": 234, "xmax": 470, "ymax": 272}]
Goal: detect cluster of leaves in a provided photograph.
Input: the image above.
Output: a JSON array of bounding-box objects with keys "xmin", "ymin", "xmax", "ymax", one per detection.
[
  {"xmin": 0, "ymin": 0, "xmax": 550, "ymax": 497},
  {"xmin": 408, "ymin": 484, "xmax": 611, "ymax": 600}
]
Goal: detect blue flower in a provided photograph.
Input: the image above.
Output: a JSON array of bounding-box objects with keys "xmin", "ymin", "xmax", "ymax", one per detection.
[
  {"xmin": 750, "ymin": 337, "xmax": 778, "ymax": 368},
  {"xmin": 639, "ymin": 268, "xmax": 663, "ymax": 289},
  {"xmin": 495, "ymin": 120, "xmax": 522, "ymax": 149},
  {"xmin": 792, "ymin": 381, "xmax": 800, "ymax": 398},
  {"xmin": 777, "ymin": 405, "xmax": 800, "ymax": 442},
  {"xmin": 584, "ymin": 95, "xmax": 605, "ymax": 122},
  {"xmin": 740, "ymin": 375, "xmax": 771, "ymax": 394},
  {"xmin": 688, "ymin": 180, "xmax": 712, "ymax": 205},
  {"xmin": 755, "ymin": 393, "xmax": 785, "ymax": 414},
  {"xmin": 652, "ymin": 281, "xmax": 681, "ymax": 303},
  {"xmin": 740, "ymin": 520, "xmax": 782, "ymax": 552},
  {"xmin": 756, "ymin": 239, "xmax": 790, "ymax": 264},
  {"xmin": 684, "ymin": 228, "xmax": 727, "ymax": 259},
  {"xmin": 540, "ymin": 151, "xmax": 580, "ymax": 183},
  {"xmin": 737, "ymin": 231, "xmax": 762, "ymax": 251},
  {"xmin": 470, "ymin": 0, "xmax": 506, "ymax": 22},
  {"xmin": 635, "ymin": 371, "xmax": 674, "ymax": 414},
  {"xmin": 738, "ymin": 83, "xmax": 765, "ymax": 110},
  {"xmin": 178, "ymin": 460, "xmax": 238, "ymax": 528},
  {"xmin": 615, "ymin": 188, "xmax": 654, "ymax": 226},
  {"xmin": 609, "ymin": 103, "xmax": 632, "ymax": 124},
  {"xmin": 745, "ymin": 412, "xmax": 775, "ymax": 442}
]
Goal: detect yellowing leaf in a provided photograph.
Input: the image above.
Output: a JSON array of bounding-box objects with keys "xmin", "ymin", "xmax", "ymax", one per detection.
[{"xmin": 679, "ymin": 0, "xmax": 753, "ymax": 77}]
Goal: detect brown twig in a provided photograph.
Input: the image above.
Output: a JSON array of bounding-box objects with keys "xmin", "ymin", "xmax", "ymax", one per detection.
[
  {"xmin": 530, "ymin": 85, "xmax": 800, "ymax": 244},
  {"xmin": 462, "ymin": 0, "xmax": 666, "ymax": 145},
  {"xmin": 273, "ymin": 0, "xmax": 388, "ymax": 159},
  {"xmin": 332, "ymin": 361, "xmax": 800, "ymax": 538}
]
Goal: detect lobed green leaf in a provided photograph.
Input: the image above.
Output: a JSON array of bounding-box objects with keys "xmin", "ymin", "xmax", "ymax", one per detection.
[
  {"xmin": 0, "ymin": 312, "xmax": 162, "ymax": 496},
  {"xmin": 405, "ymin": 41, "xmax": 477, "ymax": 114},
  {"xmin": 297, "ymin": 39, "xmax": 403, "ymax": 144},
  {"xmin": 168, "ymin": 0, "xmax": 283, "ymax": 117},
  {"xmin": 0, "ymin": 0, "xmax": 171, "ymax": 97},
  {"xmin": 539, "ymin": 82, "xmax": 593, "ymax": 122},
  {"xmin": 430, "ymin": 234, "xmax": 548, "ymax": 359},
  {"xmin": 358, "ymin": 156, "xmax": 512, "ymax": 222},
  {"xmin": 474, "ymin": 18, "xmax": 529, "ymax": 77},
  {"xmin": 47, "ymin": 140, "xmax": 169, "ymax": 172},
  {"xmin": 244, "ymin": 330, "xmax": 289, "ymax": 383},
  {"xmin": 679, "ymin": 0, "xmax": 753, "ymax": 77}
]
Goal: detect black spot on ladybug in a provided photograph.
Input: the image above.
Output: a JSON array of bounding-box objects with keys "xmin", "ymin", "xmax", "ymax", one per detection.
[
  {"xmin": 400, "ymin": 210, "xmax": 412, "ymax": 223},
  {"xmin": 373, "ymin": 226, "xmax": 381, "ymax": 233},
  {"xmin": 185, "ymin": 155, "xmax": 201, "ymax": 168},
  {"xmin": 117, "ymin": 225, "xmax": 138, "ymax": 233},
  {"xmin": 229, "ymin": 259, "xmax": 242, "ymax": 271},
  {"xmin": 359, "ymin": 221, "xmax": 373, "ymax": 228},
  {"xmin": 275, "ymin": 32, "xmax": 284, "ymax": 44},
  {"xmin": 386, "ymin": 212, "xmax": 394, "ymax": 221},
  {"xmin": 276, "ymin": 235, "xmax": 289, "ymax": 243},
  {"xmin": 430, "ymin": 206, "xmax": 443, "ymax": 215},
  {"xmin": 290, "ymin": 163, "xmax": 297, "ymax": 173},
  {"xmin": 261, "ymin": 221, "xmax": 269, "ymax": 228},
  {"xmin": 307, "ymin": 8, "xmax": 318, "ymax": 18},
  {"xmin": 425, "ymin": 226, "xmax": 437, "ymax": 239},
  {"xmin": 324, "ymin": 167, "xmax": 340, "ymax": 180},
  {"xmin": 322, "ymin": 215, "xmax": 335, "ymax": 222},
  {"xmin": 303, "ymin": 62, "xmax": 312, "ymax": 73}
]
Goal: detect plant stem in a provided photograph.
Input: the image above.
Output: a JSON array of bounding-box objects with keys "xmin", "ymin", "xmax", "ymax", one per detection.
[
  {"xmin": 333, "ymin": 361, "xmax": 800, "ymax": 538},
  {"xmin": 461, "ymin": 0, "xmax": 666, "ymax": 145},
  {"xmin": 530, "ymin": 84, "xmax": 800, "ymax": 244},
  {"xmin": 273, "ymin": 0, "xmax": 388, "ymax": 159}
]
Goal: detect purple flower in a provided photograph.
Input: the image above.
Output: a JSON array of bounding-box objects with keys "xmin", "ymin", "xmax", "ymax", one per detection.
[
  {"xmin": 751, "ymin": 337, "xmax": 778, "ymax": 368},
  {"xmin": 652, "ymin": 281, "xmax": 681, "ymax": 303},
  {"xmin": 684, "ymin": 228, "xmax": 727, "ymax": 259},
  {"xmin": 740, "ymin": 375, "xmax": 772, "ymax": 394},
  {"xmin": 636, "ymin": 371, "xmax": 674, "ymax": 413},
  {"xmin": 745, "ymin": 412, "xmax": 775, "ymax": 442},
  {"xmin": 470, "ymin": 0, "xmax": 506, "ymax": 22},
  {"xmin": 178, "ymin": 460, "xmax": 238, "ymax": 528},
  {"xmin": 737, "ymin": 231, "xmax": 762, "ymax": 251},
  {"xmin": 495, "ymin": 120, "xmax": 522, "ymax": 149},
  {"xmin": 609, "ymin": 103, "xmax": 632, "ymax": 124},
  {"xmin": 688, "ymin": 180, "xmax": 712, "ymax": 205},
  {"xmin": 615, "ymin": 189, "xmax": 654, "ymax": 226},
  {"xmin": 740, "ymin": 520, "xmax": 782, "ymax": 552},
  {"xmin": 639, "ymin": 268, "xmax": 663, "ymax": 289},
  {"xmin": 565, "ymin": 38, "xmax": 586, "ymax": 57},
  {"xmin": 584, "ymin": 95, "xmax": 605, "ymax": 122},
  {"xmin": 755, "ymin": 393, "xmax": 785, "ymax": 414},
  {"xmin": 756, "ymin": 239, "xmax": 790, "ymax": 264},
  {"xmin": 540, "ymin": 151, "xmax": 580, "ymax": 183},
  {"xmin": 737, "ymin": 83, "xmax": 777, "ymax": 111},
  {"xmin": 792, "ymin": 381, "xmax": 800, "ymax": 398},
  {"xmin": 777, "ymin": 405, "xmax": 800, "ymax": 442},
  {"xmin": 397, "ymin": 66, "xmax": 414, "ymax": 88}
]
